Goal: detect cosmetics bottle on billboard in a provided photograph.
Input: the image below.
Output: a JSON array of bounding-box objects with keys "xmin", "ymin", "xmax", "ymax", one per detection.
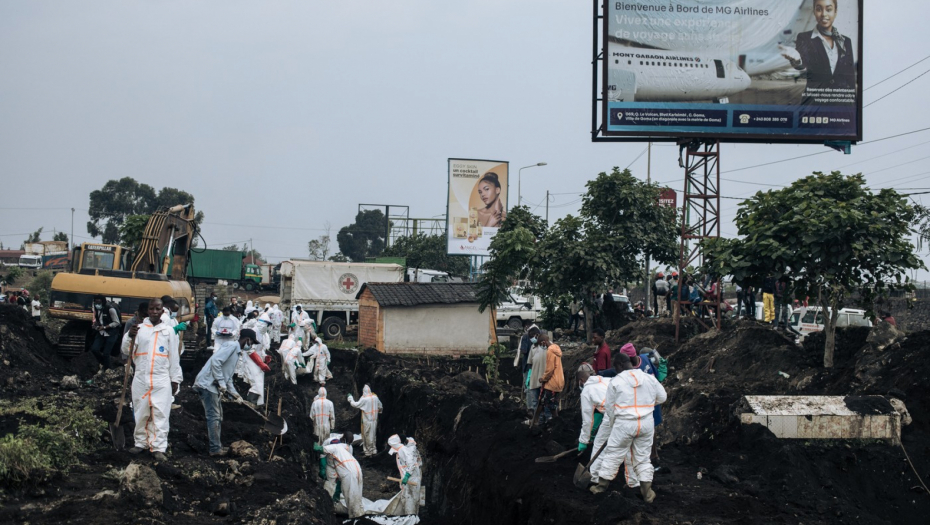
[{"xmin": 468, "ymin": 208, "xmax": 478, "ymax": 237}]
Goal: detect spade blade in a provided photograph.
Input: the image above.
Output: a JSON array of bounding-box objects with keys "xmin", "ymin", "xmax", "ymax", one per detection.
[
  {"xmin": 109, "ymin": 422, "xmax": 126, "ymax": 450},
  {"xmin": 573, "ymin": 462, "xmax": 592, "ymax": 489}
]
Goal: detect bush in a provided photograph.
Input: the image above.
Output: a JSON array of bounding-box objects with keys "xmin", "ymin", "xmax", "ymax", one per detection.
[
  {"xmin": 26, "ymin": 270, "xmax": 55, "ymax": 303},
  {"xmin": 0, "ymin": 399, "xmax": 105, "ymax": 485},
  {"xmin": 4, "ymin": 265, "xmax": 24, "ymax": 283}
]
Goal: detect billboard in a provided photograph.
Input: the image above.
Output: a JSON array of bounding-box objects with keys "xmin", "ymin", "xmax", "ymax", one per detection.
[
  {"xmin": 602, "ymin": 0, "xmax": 863, "ymax": 143},
  {"xmin": 446, "ymin": 159, "xmax": 509, "ymax": 256}
]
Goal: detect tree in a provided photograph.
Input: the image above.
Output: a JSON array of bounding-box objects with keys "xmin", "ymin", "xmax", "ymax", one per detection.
[
  {"xmin": 308, "ymin": 236, "xmax": 331, "ymax": 261},
  {"xmin": 701, "ymin": 172, "xmax": 925, "ymax": 367},
  {"xmin": 223, "ymin": 243, "xmax": 264, "ymax": 263},
  {"xmin": 328, "ymin": 252, "xmax": 349, "ymax": 262},
  {"xmin": 26, "ymin": 228, "xmax": 43, "ymax": 243},
  {"xmin": 336, "ymin": 210, "xmax": 387, "ymax": 262},
  {"xmin": 118, "ymin": 215, "xmax": 150, "ymax": 253},
  {"xmin": 381, "ymin": 233, "xmax": 470, "ymax": 277},
  {"xmin": 476, "ymin": 206, "xmax": 546, "ymax": 313},
  {"xmin": 53, "ymin": 232, "xmax": 68, "ymax": 243},
  {"xmin": 87, "ymin": 177, "xmax": 204, "ymax": 244}
]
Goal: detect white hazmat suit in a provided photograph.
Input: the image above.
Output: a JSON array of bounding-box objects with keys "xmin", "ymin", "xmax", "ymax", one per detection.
[
  {"xmin": 308, "ymin": 338, "xmax": 331, "ymax": 384},
  {"xmin": 277, "ymin": 335, "xmax": 303, "ymax": 384},
  {"xmin": 388, "ymin": 434, "xmax": 422, "ymax": 516},
  {"xmin": 594, "ymin": 368, "xmax": 667, "ymax": 497},
  {"xmin": 310, "ymin": 387, "xmax": 336, "ymax": 445},
  {"xmin": 324, "ymin": 442, "xmax": 364, "ymax": 518},
  {"xmin": 579, "ymin": 375, "xmax": 613, "ymax": 484},
  {"xmin": 290, "ymin": 307, "xmax": 314, "ymax": 350},
  {"xmin": 348, "ymin": 385, "xmax": 383, "ymax": 456},
  {"xmin": 121, "ymin": 319, "xmax": 182, "ymax": 453},
  {"xmin": 271, "ymin": 305, "xmax": 283, "ymax": 344}
]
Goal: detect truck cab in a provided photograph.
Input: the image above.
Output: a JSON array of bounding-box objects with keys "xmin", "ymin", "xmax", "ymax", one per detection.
[{"xmin": 18, "ymin": 255, "xmax": 42, "ymax": 269}]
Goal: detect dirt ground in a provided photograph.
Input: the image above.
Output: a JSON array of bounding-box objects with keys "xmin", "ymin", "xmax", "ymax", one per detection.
[{"xmin": 1, "ymin": 305, "xmax": 929, "ymax": 524}]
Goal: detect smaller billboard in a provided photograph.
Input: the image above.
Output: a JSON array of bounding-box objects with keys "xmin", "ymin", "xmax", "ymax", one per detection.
[{"xmin": 446, "ymin": 159, "xmax": 510, "ymax": 256}]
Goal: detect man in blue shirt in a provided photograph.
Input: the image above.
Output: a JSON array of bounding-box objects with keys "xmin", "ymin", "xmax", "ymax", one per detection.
[{"xmin": 193, "ymin": 328, "xmax": 258, "ymax": 457}]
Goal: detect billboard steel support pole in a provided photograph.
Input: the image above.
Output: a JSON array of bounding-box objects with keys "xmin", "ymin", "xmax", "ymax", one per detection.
[{"xmin": 675, "ymin": 140, "xmax": 722, "ymax": 343}]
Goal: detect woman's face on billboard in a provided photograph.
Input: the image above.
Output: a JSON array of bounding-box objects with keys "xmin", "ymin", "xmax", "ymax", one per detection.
[
  {"xmin": 814, "ymin": 0, "xmax": 837, "ymax": 30},
  {"xmin": 478, "ymin": 181, "xmax": 500, "ymax": 206}
]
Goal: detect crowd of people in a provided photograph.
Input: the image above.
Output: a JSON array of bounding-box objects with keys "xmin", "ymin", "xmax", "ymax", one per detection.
[
  {"xmin": 518, "ymin": 322, "xmax": 669, "ymax": 502},
  {"xmin": 112, "ymin": 293, "xmax": 421, "ymax": 519}
]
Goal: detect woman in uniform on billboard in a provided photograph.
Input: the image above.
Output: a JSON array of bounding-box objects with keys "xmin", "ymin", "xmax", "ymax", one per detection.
[
  {"xmin": 781, "ymin": 0, "xmax": 856, "ymax": 105},
  {"xmin": 475, "ymin": 172, "xmax": 506, "ymax": 228}
]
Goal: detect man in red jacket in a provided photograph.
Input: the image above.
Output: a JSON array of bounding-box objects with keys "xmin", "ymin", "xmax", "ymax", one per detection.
[{"xmin": 591, "ymin": 328, "xmax": 611, "ymax": 373}]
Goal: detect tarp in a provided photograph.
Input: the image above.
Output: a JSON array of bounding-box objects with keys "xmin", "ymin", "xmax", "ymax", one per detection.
[{"xmin": 281, "ymin": 261, "xmax": 404, "ymax": 304}]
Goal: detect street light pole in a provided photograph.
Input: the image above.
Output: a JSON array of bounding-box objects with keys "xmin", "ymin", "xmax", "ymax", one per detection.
[
  {"xmin": 518, "ymin": 162, "xmax": 547, "ymax": 207},
  {"xmin": 70, "ymin": 208, "xmax": 75, "ymax": 251}
]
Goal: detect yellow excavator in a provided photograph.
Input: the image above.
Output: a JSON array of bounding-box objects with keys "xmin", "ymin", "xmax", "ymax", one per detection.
[{"xmin": 49, "ymin": 204, "xmax": 197, "ymax": 357}]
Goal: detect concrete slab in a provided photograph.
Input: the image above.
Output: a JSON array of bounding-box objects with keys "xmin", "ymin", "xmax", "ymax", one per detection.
[{"xmin": 741, "ymin": 395, "xmax": 900, "ymax": 442}]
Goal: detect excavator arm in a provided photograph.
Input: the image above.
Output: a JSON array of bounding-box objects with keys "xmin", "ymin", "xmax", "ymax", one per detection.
[{"xmin": 129, "ymin": 204, "xmax": 197, "ymax": 280}]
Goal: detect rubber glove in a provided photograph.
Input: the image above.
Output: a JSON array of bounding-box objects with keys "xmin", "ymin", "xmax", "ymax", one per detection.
[
  {"xmin": 289, "ymin": 323, "xmax": 296, "ymax": 328},
  {"xmin": 333, "ymin": 480, "xmax": 342, "ymax": 502},
  {"xmin": 312, "ymin": 442, "xmax": 324, "ymax": 453},
  {"xmin": 318, "ymin": 456, "xmax": 327, "ymax": 479},
  {"xmin": 657, "ymin": 358, "xmax": 668, "ymax": 382},
  {"xmin": 218, "ymin": 385, "xmax": 227, "ymax": 396},
  {"xmin": 524, "ymin": 374, "xmax": 530, "ymax": 389},
  {"xmin": 172, "ymin": 322, "xmax": 188, "ymax": 334},
  {"xmin": 402, "ymin": 472, "xmax": 411, "ymax": 485},
  {"xmin": 592, "ymin": 411, "xmax": 604, "ymax": 435},
  {"xmin": 263, "ymin": 355, "xmax": 272, "ymax": 364},
  {"xmin": 578, "ymin": 442, "xmax": 588, "ymax": 453},
  {"xmin": 348, "ymin": 395, "xmax": 354, "ymax": 402}
]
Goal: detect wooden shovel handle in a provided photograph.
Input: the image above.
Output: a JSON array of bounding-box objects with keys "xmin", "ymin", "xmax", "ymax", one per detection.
[
  {"xmin": 586, "ymin": 439, "xmax": 610, "ymax": 469},
  {"xmin": 387, "ymin": 476, "xmax": 419, "ymax": 486},
  {"xmin": 114, "ymin": 336, "xmax": 136, "ymax": 425}
]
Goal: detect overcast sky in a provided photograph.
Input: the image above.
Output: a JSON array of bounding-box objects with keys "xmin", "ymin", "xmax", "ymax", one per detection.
[{"xmin": 2, "ymin": 1, "xmax": 928, "ymax": 279}]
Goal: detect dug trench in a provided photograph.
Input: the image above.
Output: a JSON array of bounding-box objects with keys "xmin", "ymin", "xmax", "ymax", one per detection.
[{"xmin": 2, "ymin": 303, "xmax": 929, "ymax": 524}]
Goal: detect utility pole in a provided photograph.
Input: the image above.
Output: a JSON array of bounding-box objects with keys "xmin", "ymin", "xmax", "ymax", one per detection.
[
  {"xmin": 250, "ymin": 238, "xmax": 253, "ymax": 261},
  {"xmin": 545, "ymin": 190, "xmax": 550, "ymax": 225},
  {"xmin": 644, "ymin": 142, "xmax": 652, "ymax": 314},
  {"xmin": 70, "ymin": 208, "xmax": 75, "ymax": 250}
]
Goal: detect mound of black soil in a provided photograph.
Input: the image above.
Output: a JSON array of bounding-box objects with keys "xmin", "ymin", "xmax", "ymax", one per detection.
[{"xmin": 0, "ymin": 304, "xmax": 71, "ymax": 394}]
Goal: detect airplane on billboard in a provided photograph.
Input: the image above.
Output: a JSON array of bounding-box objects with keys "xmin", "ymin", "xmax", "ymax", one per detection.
[{"xmin": 607, "ymin": 40, "xmax": 751, "ymax": 102}]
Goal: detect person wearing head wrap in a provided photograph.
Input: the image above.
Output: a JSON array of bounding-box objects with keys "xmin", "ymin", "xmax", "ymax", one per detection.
[
  {"xmin": 310, "ymin": 387, "xmax": 336, "ymax": 445},
  {"xmin": 348, "ymin": 385, "xmax": 383, "ymax": 456},
  {"xmin": 388, "ymin": 434, "xmax": 422, "ymax": 515}
]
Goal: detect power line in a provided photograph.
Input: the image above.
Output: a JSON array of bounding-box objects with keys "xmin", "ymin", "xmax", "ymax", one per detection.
[
  {"xmin": 865, "ymin": 54, "xmax": 930, "ymax": 92},
  {"xmin": 864, "ymin": 68, "xmax": 930, "ymax": 108},
  {"xmin": 624, "ymin": 147, "xmax": 648, "ymax": 170}
]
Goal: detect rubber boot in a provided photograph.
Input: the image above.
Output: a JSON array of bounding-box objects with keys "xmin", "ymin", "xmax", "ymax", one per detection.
[
  {"xmin": 589, "ymin": 478, "xmax": 610, "ymax": 495},
  {"xmin": 640, "ymin": 481, "xmax": 656, "ymax": 503},
  {"xmin": 247, "ymin": 392, "xmax": 260, "ymax": 404}
]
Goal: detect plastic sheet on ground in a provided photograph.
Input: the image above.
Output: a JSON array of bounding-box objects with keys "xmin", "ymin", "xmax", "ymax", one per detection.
[{"xmin": 334, "ymin": 495, "xmax": 419, "ymax": 525}]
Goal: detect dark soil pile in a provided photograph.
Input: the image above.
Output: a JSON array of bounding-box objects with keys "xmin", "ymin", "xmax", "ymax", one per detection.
[{"xmin": 0, "ymin": 304, "xmax": 72, "ymax": 394}]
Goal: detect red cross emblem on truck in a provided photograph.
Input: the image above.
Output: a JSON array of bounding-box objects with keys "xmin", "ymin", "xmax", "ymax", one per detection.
[{"xmin": 338, "ymin": 273, "xmax": 360, "ymax": 294}]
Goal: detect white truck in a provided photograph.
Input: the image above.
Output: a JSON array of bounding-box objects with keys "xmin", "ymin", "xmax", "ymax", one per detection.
[
  {"xmin": 496, "ymin": 293, "xmax": 542, "ymax": 330},
  {"xmin": 787, "ymin": 306, "xmax": 872, "ymax": 342},
  {"xmin": 278, "ymin": 260, "xmax": 404, "ymax": 340},
  {"xmin": 406, "ymin": 268, "xmax": 454, "ymax": 283}
]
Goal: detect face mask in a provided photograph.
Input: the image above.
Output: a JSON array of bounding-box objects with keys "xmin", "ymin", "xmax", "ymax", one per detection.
[
  {"xmin": 243, "ymin": 343, "xmax": 252, "ymax": 351},
  {"xmin": 170, "ymin": 312, "xmax": 178, "ymax": 319},
  {"xmin": 530, "ymin": 337, "xmax": 538, "ymax": 344},
  {"xmin": 94, "ymin": 304, "xmax": 103, "ymax": 310}
]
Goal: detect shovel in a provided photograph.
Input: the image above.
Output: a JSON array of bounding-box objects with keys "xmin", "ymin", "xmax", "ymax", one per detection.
[
  {"xmin": 573, "ymin": 440, "xmax": 609, "ymax": 489},
  {"xmin": 233, "ymin": 396, "xmax": 287, "ymax": 435},
  {"xmin": 109, "ymin": 336, "xmax": 135, "ymax": 450},
  {"xmin": 387, "ymin": 476, "xmax": 419, "ymax": 486},
  {"xmin": 535, "ymin": 448, "xmax": 578, "ymax": 463},
  {"xmin": 528, "ymin": 400, "xmax": 544, "ymax": 428}
]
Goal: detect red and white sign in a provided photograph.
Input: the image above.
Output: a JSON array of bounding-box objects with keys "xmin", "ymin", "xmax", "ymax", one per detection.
[{"xmin": 658, "ymin": 188, "xmax": 677, "ymax": 208}]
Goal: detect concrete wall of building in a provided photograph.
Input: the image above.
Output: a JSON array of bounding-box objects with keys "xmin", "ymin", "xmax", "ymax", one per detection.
[{"xmin": 382, "ymin": 303, "xmax": 489, "ymax": 355}]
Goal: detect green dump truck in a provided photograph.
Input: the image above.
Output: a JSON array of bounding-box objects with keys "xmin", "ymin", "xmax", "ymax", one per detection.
[{"xmin": 187, "ymin": 249, "xmax": 264, "ymax": 291}]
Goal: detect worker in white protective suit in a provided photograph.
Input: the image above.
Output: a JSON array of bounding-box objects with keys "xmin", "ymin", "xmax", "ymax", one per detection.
[
  {"xmin": 310, "ymin": 387, "xmax": 336, "ymax": 445},
  {"xmin": 243, "ymin": 300, "xmax": 256, "ymax": 317},
  {"xmin": 257, "ymin": 311, "xmax": 273, "ymax": 352},
  {"xmin": 239, "ymin": 312, "xmax": 271, "ymax": 405},
  {"xmin": 590, "ymin": 353, "xmax": 667, "ymax": 502},
  {"xmin": 308, "ymin": 337, "xmax": 331, "ymax": 384},
  {"xmin": 212, "ymin": 306, "xmax": 241, "ymax": 348},
  {"xmin": 576, "ymin": 365, "xmax": 615, "ymax": 486},
  {"xmin": 277, "ymin": 334, "xmax": 302, "ymax": 384},
  {"xmin": 289, "ymin": 305, "xmax": 315, "ymax": 351},
  {"xmin": 324, "ymin": 436, "xmax": 364, "ymax": 518},
  {"xmin": 388, "ymin": 434, "xmax": 423, "ymax": 515},
  {"xmin": 122, "ymin": 298, "xmax": 182, "ymax": 461},
  {"xmin": 159, "ymin": 296, "xmax": 189, "ymax": 356},
  {"xmin": 270, "ymin": 304, "xmax": 284, "ymax": 344},
  {"xmin": 348, "ymin": 384, "xmax": 383, "ymax": 456}
]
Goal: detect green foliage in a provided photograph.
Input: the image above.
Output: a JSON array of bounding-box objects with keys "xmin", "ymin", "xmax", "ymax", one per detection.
[
  {"xmin": 308, "ymin": 235, "xmax": 331, "ymax": 261},
  {"xmin": 381, "ymin": 233, "xmax": 470, "ymax": 277},
  {"xmin": 701, "ymin": 172, "xmax": 925, "ymax": 367},
  {"xmin": 118, "ymin": 214, "xmax": 150, "ymax": 252},
  {"xmin": 500, "ymin": 205, "xmax": 548, "ymax": 239},
  {"xmin": 221, "ymin": 243, "xmax": 263, "ymax": 263},
  {"xmin": 26, "ymin": 270, "xmax": 54, "ymax": 302},
  {"xmin": 476, "ymin": 227, "xmax": 538, "ymax": 313},
  {"xmin": 0, "ymin": 399, "xmax": 105, "ymax": 485},
  {"xmin": 336, "ymin": 210, "xmax": 387, "ymax": 262},
  {"xmin": 4, "ymin": 265, "xmax": 24, "ymax": 283},
  {"xmin": 52, "ymin": 232, "xmax": 68, "ymax": 243},
  {"xmin": 87, "ymin": 177, "xmax": 205, "ymax": 244},
  {"xmin": 328, "ymin": 252, "xmax": 349, "ymax": 262},
  {"xmin": 482, "ymin": 343, "xmax": 506, "ymax": 385},
  {"xmin": 26, "ymin": 227, "xmax": 43, "ymax": 244}
]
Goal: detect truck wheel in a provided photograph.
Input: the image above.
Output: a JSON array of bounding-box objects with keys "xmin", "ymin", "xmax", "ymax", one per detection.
[
  {"xmin": 507, "ymin": 317, "xmax": 524, "ymax": 330},
  {"xmin": 244, "ymin": 281, "xmax": 255, "ymax": 292},
  {"xmin": 320, "ymin": 317, "xmax": 346, "ymax": 340},
  {"xmin": 232, "ymin": 282, "xmax": 240, "ymax": 290}
]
